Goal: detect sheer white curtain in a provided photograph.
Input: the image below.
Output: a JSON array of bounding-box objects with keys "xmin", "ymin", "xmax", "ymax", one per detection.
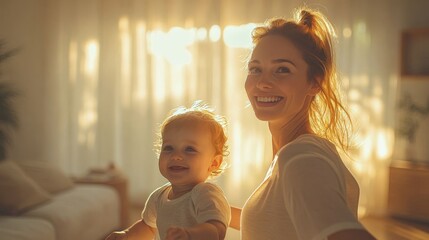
[{"xmin": 43, "ymin": 0, "xmax": 403, "ymax": 222}]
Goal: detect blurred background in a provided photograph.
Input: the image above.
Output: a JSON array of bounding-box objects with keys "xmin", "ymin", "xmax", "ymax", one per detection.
[{"xmin": 1, "ymin": 0, "xmax": 429, "ymax": 238}]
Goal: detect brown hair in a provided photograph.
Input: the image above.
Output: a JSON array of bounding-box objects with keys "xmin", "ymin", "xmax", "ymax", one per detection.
[
  {"xmin": 155, "ymin": 100, "xmax": 229, "ymax": 176},
  {"xmin": 251, "ymin": 7, "xmax": 353, "ymax": 151}
]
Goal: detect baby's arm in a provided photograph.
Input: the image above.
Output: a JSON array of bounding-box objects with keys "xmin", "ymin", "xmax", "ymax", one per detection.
[
  {"xmin": 105, "ymin": 219, "xmax": 155, "ymax": 240},
  {"xmin": 165, "ymin": 220, "xmax": 226, "ymax": 240}
]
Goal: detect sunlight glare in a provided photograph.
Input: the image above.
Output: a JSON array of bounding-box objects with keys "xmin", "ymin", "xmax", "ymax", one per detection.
[
  {"xmin": 342, "ymin": 27, "xmax": 352, "ymax": 39},
  {"xmin": 223, "ymin": 23, "xmax": 256, "ymax": 48},
  {"xmin": 84, "ymin": 40, "xmax": 99, "ymax": 76},
  {"xmin": 148, "ymin": 27, "xmax": 194, "ymax": 66},
  {"xmin": 196, "ymin": 28, "xmax": 207, "ymax": 40},
  {"xmin": 358, "ymin": 206, "xmax": 367, "ymax": 219},
  {"xmin": 169, "ymin": 27, "xmax": 195, "ymax": 46},
  {"xmin": 209, "ymin": 25, "xmax": 221, "ymax": 42},
  {"xmin": 353, "ymin": 160, "xmax": 364, "ymax": 174},
  {"xmin": 348, "ymin": 89, "xmax": 361, "ymax": 101},
  {"xmin": 370, "ymin": 97, "xmax": 383, "ymax": 115},
  {"xmin": 78, "ymin": 108, "xmax": 97, "ymax": 130},
  {"xmin": 148, "ymin": 30, "xmax": 166, "ymax": 56},
  {"xmin": 376, "ymin": 129, "xmax": 393, "ymax": 160},
  {"xmin": 360, "ymin": 133, "xmax": 373, "ymax": 161}
]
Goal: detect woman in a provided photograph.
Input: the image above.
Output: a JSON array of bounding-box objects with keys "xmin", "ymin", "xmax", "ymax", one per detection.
[{"xmin": 230, "ymin": 7, "xmax": 376, "ymax": 240}]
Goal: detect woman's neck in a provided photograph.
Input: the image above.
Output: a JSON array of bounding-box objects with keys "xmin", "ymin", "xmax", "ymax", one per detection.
[{"xmin": 269, "ymin": 114, "xmax": 313, "ymax": 154}]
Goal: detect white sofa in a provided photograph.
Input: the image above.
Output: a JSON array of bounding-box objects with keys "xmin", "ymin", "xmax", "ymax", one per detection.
[{"xmin": 0, "ymin": 160, "xmax": 121, "ymax": 240}]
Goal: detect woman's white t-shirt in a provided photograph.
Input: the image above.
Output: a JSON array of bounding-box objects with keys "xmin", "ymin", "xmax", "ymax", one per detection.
[
  {"xmin": 142, "ymin": 182, "xmax": 231, "ymax": 240},
  {"xmin": 241, "ymin": 134, "xmax": 364, "ymax": 240}
]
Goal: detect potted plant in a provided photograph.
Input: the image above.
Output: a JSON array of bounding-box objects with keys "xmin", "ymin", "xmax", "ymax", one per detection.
[
  {"xmin": 0, "ymin": 40, "xmax": 19, "ymax": 161},
  {"xmin": 396, "ymin": 92, "xmax": 429, "ymax": 160}
]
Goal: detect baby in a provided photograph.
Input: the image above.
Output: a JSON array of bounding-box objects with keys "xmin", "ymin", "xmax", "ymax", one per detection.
[{"xmin": 106, "ymin": 100, "xmax": 231, "ymax": 240}]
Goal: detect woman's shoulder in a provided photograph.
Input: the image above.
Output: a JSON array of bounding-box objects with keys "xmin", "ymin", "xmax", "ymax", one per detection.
[
  {"xmin": 279, "ymin": 134, "xmax": 335, "ymax": 154},
  {"xmin": 276, "ymin": 134, "xmax": 341, "ymax": 168}
]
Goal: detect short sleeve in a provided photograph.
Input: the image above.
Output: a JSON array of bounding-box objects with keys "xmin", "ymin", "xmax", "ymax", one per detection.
[
  {"xmin": 281, "ymin": 156, "xmax": 364, "ymax": 240},
  {"xmin": 191, "ymin": 183, "xmax": 231, "ymax": 228},
  {"xmin": 141, "ymin": 185, "xmax": 166, "ymax": 228}
]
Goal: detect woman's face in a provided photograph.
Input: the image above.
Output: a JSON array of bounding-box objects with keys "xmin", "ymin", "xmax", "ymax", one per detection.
[{"xmin": 245, "ymin": 35, "xmax": 317, "ymax": 124}]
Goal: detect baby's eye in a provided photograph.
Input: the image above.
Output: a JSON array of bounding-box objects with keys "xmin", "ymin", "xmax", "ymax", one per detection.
[
  {"xmin": 185, "ymin": 146, "xmax": 197, "ymax": 152},
  {"xmin": 162, "ymin": 145, "xmax": 173, "ymax": 152},
  {"xmin": 276, "ymin": 66, "xmax": 291, "ymax": 73},
  {"xmin": 248, "ymin": 66, "xmax": 261, "ymax": 75}
]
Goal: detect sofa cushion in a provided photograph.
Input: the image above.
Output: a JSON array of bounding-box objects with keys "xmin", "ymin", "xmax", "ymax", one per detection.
[
  {"xmin": 23, "ymin": 184, "xmax": 120, "ymax": 240},
  {"xmin": 0, "ymin": 216, "xmax": 55, "ymax": 240},
  {"xmin": 0, "ymin": 160, "xmax": 51, "ymax": 215},
  {"xmin": 17, "ymin": 160, "xmax": 74, "ymax": 194}
]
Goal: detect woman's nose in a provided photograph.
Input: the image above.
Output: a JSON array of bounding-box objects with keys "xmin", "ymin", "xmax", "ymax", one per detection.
[{"xmin": 256, "ymin": 74, "xmax": 273, "ymax": 90}]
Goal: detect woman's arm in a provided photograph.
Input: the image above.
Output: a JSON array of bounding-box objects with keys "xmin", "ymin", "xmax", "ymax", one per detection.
[{"xmin": 229, "ymin": 206, "xmax": 241, "ymax": 230}]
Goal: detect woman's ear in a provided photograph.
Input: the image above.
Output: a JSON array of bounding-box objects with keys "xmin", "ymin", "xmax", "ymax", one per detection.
[{"xmin": 308, "ymin": 77, "xmax": 322, "ymax": 96}]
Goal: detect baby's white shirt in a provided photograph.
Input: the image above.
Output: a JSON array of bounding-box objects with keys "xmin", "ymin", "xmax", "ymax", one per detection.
[{"xmin": 142, "ymin": 182, "xmax": 231, "ymax": 240}]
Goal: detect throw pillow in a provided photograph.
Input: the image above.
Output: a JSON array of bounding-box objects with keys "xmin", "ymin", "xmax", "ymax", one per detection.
[
  {"xmin": 0, "ymin": 160, "xmax": 51, "ymax": 215},
  {"xmin": 17, "ymin": 160, "xmax": 74, "ymax": 194}
]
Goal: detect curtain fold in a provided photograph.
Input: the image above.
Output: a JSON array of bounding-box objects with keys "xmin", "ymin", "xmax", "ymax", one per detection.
[{"xmin": 43, "ymin": 0, "xmax": 403, "ymax": 223}]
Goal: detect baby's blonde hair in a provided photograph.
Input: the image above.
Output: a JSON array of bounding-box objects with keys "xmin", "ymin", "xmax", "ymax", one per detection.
[{"xmin": 155, "ymin": 100, "xmax": 229, "ymax": 177}]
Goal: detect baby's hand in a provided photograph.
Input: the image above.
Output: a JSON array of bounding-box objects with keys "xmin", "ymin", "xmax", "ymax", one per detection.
[
  {"xmin": 165, "ymin": 226, "xmax": 190, "ymax": 240},
  {"xmin": 105, "ymin": 231, "xmax": 127, "ymax": 240}
]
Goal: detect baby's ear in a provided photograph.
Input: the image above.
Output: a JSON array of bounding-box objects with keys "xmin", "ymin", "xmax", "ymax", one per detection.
[{"xmin": 210, "ymin": 155, "xmax": 223, "ymax": 171}]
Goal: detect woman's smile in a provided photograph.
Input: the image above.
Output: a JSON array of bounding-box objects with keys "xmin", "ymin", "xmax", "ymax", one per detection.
[
  {"xmin": 255, "ymin": 96, "xmax": 284, "ymax": 105},
  {"xmin": 253, "ymin": 96, "xmax": 285, "ymax": 109},
  {"xmin": 256, "ymin": 96, "xmax": 283, "ymax": 103}
]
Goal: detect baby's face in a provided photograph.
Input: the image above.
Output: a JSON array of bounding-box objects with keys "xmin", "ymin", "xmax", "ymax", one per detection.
[{"xmin": 159, "ymin": 119, "xmax": 218, "ymax": 189}]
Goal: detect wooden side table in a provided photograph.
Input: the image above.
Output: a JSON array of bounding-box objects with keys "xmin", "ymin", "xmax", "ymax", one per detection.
[
  {"xmin": 73, "ymin": 174, "xmax": 129, "ymax": 228},
  {"xmin": 388, "ymin": 160, "xmax": 429, "ymax": 222}
]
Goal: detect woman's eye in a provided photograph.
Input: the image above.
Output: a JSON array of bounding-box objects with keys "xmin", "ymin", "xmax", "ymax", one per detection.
[
  {"xmin": 276, "ymin": 66, "xmax": 290, "ymax": 73},
  {"xmin": 248, "ymin": 67, "xmax": 261, "ymax": 75}
]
